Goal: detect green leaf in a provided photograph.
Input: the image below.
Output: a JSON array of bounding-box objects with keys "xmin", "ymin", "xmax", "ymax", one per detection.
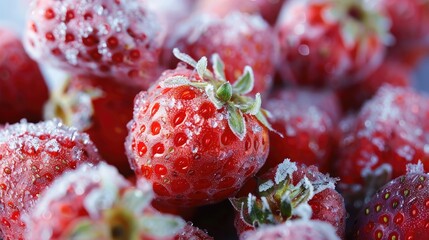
[
  {"xmin": 212, "ymin": 53, "xmax": 226, "ymax": 81},
  {"xmin": 227, "ymin": 104, "xmax": 246, "ymax": 141},
  {"xmin": 160, "ymin": 76, "xmax": 191, "ymax": 88},
  {"xmin": 232, "ymin": 66, "xmax": 254, "ymax": 94},
  {"xmin": 255, "ymin": 111, "xmax": 275, "ymax": 132},
  {"xmin": 205, "ymin": 85, "xmax": 224, "ymax": 109},
  {"xmin": 196, "ymin": 56, "xmax": 208, "ymax": 79},
  {"xmin": 172, "ymin": 48, "xmax": 197, "ymax": 67},
  {"xmin": 241, "ymin": 93, "xmax": 261, "ymax": 115},
  {"xmin": 138, "ymin": 215, "xmax": 186, "ymax": 237},
  {"xmin": 216, "ymin": 82, "xmax": 233, "ymax": 102},
  {"xmin": 280, "ymin": 195, "xmax": 293, "ymax": 219}
]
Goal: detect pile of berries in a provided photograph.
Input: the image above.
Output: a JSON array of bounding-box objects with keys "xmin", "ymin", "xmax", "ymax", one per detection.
[{"xmin": 1, "ymin": 0, "xmax": 429, "ymax": 239}]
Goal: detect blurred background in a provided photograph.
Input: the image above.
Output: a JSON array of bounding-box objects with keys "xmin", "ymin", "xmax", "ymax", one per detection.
[{"xmin": 1, "ymin": 0, "xmax": 428, "ymax": 91}]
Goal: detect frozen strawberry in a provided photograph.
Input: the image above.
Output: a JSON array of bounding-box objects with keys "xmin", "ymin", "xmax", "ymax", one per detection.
[
  {"xmin": 262, "ymin": 89, "xmax": 341, "ymax": 174},
  {"xmin": 143, "ymin": 0, "xmax": 196, "ymax": 32},
  {"xmin": 336, "ymin": 59, "xmax": 412, "ymax": 112},
  {"xmin": 44, "ymin": 75, "xmax": 141, "ymax": 176},
  {"xmin": 240, "ymin": 219, "xmax": 340, "ymax": 240},
  {"xmin": 231, "ymin": 159, "xmax": 346, "ymax": 238},
  {"xmin": 377, "ymin": 0, "xmax": 429, "ymax": 66},
  {"xmin": 166, "ymin": 12, "xmax": 278, "ymax": 95},
  {"xmin": 334, "ymin": 85, "xmax": 429, "ymax": 214},
  {"xmin": 175, "ymin": 224, "xmax": 213, "ymax": 240},
  {"xmin": 126, "ymin": 50, "xmax": 272, "ymax": 207},
  {"xmin": 276, "ymin": 0, "xmax": 390, "ymax": 88},
  {"xmin": 353, "ymin": 162, "xmax": 429, "ymax": 240},
  {"xmin": 25, "ymin": 163, "xmax": 192, "ymax": 240},
  {"xmin": 0, "ymin": 119, "xmax": 101, "ymax": 240},
  {"xmin": 196, "ymin": 0, "xmax": 286, "ymax": 25},
  {"xmin": 0, "ymin": 26, "xmax": 49, "ymax": 124},
  {"xmin": 24, "ymin": 0, "xmax": 165, "ymax": 88}
]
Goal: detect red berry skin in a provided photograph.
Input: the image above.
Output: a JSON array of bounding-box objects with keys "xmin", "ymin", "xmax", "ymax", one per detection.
[
  {"xmin": 46, "ymin": 75, "xmax": 141, "ymax": 176},
  {"xmin": 353, "ymin": 170, "xmax": 429, "ymax": 240},
  {"xmin": 0, "ymin": 119, "xmax": 101, "ymax": 240},
  {"xmin": 166, "ymin": 12, "xmax": 278, "ymax": 95},
  {"xmin": 377, "ymin": 0, "xmax": 429, "ymax": 50},
  {"xmin": 262, "ymin": 89, "xmax": 341, "ymax": 174},
  {"xmin": 196, "ymin": 0, "xmax": 286, "ymax": 25},
  {"xmin": 276, "ymin": 0, "xmax": 387, "ymax": 89},
  {"xmin": 334, "ymin": 86, "xmax": 429, "ymax": 212},
  {"xmin": 24, "ymin": 0, "xmax": 165, "ymax": 89},
  {"xmin": 0, "ymin": 26, "xmax": 49, "ymax": 124},
  {"xmin": 125, "ymin": 66, "xmax": 269, "ymax": 207},
  {"xmin": 336, "ymin": 59, "xmax": 412, "ymax": 112}
]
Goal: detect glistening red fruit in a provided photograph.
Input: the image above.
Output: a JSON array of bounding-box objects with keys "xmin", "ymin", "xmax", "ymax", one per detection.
[
  {"xmin": 0, "ymin": 26, "xmax": 49, "ymax": 124},
  {"xmin": 276, "ymin": 0, "xmax": 390, "ymax": 88},
  {"xmin": 353, "ymin": 162, "xmax": 429, "ymax": 240},
  {"xmin": 0, "ymin": 119, "xmax": 101, "ymax": 240},
  {"xmin": 126, "ymin": 50, "xmax": 271, "ymax": 207},
  {"xmin": 335, "ymin": 85, "xmax": 429, "ymax": 213},
  {"xmin": 25, "ymin": 0, "xmax": 165, "ymax": 88},
  {"xmin": 263, "ymin": 89, "xmax": 341, "ymax": 174},
  {"xmin": 44, "ymin": 75, "xmax": 141, "ymax": 176}
]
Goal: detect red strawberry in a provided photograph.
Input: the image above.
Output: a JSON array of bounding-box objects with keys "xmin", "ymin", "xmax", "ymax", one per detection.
[
  {"xmin": 336, "ymin": 59, "xmax": 412, "ymax": 112},
  {"xmin": 25, "ymin": 163, "xmax": 198, "ymax": 240},
  {"xmin": 231, "ymin": 159, "xmax": 346, "ymax": 238},
  {"xmin": 175, "ymin": 224, "xmax": 213, "ymax": 240},
  {"xmin": 334, "ymin": 85, "xmax": 429, "ymax": 213},
  {"xmin": 165, "ymin": 12, "xmax": 278, "ymax": 95},
  {"xmin": 44, "ymin": 75, "xmax": 141, "ymax": 176},
  {"xmin": 0, "ymin": 26, "xmax": 49, "ymax": 124},
  {"xmin": 376, "ymin": 0, "xmax": 429, "ymax": 65},
  {"xmin": 126, "ymin": 50, "xmax": 272, "ymax": 207},
  {"xmin": 24, "ymin": 0, "xmax": 165, "ymax": 89},
  {"xmin": 0, "ymin": 119, "xmax": 101, "ymax": 240},
  {"xmin": 262, "ymin": 89, "xmax": 341, "ymax": 174},
  {"xmin": 240, "ymin": 219, "xmax": 340, "ymax": 240},
  {"xmin": 353, "ymin": 162, "xmax": 429, "ymax": 240},
  {"xmin": 196, "ymin": 0, "xmax": 286, "ymax": 25},
  {"xmin": 276, "ymin": 0, "xmax": 390, "ymax": 88}
]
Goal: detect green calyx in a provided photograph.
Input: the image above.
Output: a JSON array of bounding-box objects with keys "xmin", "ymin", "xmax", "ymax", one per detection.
[
  {"xmin": 230, "ymin": 159, "xmax": 334, "ymax": 228},
  {"xmin": 161, "ymin": 48, "xmax": 274, "ymax": 141}
]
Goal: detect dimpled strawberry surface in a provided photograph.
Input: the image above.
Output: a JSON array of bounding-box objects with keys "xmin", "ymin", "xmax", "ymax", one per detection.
[{"xmin": 1, "ymin": 0, "xmax": 429, "ymax": 239}]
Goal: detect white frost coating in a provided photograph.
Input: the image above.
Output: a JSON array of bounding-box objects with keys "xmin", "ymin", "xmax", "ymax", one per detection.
[
  {"xmin": 406, "ymin": 161, "xmax": 425, "ymax": 174},
  {"xmin": 275, "ymin": 159, "xmax": 298, "ymax": 184},
  {"xmin": 258, "ymin": 180, "xmax": 274, "ymax": 193},
  {"xmin": 292, "ymin": 202, "xmax": 313, "ymax": 220},
  {"xmin": 31, "ymin": 163, "xmax": 128, "ymax": 218},
  {"xmin": 241, "ymin": 219, "xmax": 340, "ymax": 240}
]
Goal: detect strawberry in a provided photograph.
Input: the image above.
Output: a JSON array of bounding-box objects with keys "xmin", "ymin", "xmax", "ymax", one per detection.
[
  {"xmin": 125, "ymin": 49, "xmax": 272, "ymax": 207},
  {"xmin": 24, "ymin": 163, "xmax": 196, "ymax": 240},
  {"xmin": 334, "ymin": 85, "xmax": 429, "ymax": 214},
  {"xmin": 165, "ymin": 12, "xmax": 278, "ymax": 95},
  {"xmin": 353, "ymin": 162, "xmax": 429, "ymax": 240},
  {"xmin": 231, "ymin": 159, "xmax": 346, "ymax": 238},
  {"xmin": 240, "ymin": 219, "xmax": 341, "ymax": 240},
  {"xmin": 196, "ymin": 0, "xmax": 286, "ymax": 25},
  {"xmin": 44, "ymin": 75, "xmax": 141, "ymax": 176},
  {"xmin": 175, "ymin": 224, "xmax": 213, "ymax": 240},
  {"xmin": 276, "ymin": 0, "xmax": 390, "ymax": 88},
  {"xmin": 336, "ymin": 59, "xmax": 412, "ymax": 112},
  {"xmin": 0, "ymin": 26, "xmax": 49, "ymax": 124},
  {"xmin": 262, "ymin": 89, "xmax": 341, "ymax": 174},
  {"xmin": 0, "ymin": 119, "xmax": 101, "ymax": 240},
  {"xmin": 24, "ymin": 0, "xmax": 165, "ymax": 89},
  {"xmin": 376, "ymin": 0, "xmax": 429, "ymax": 65}
]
